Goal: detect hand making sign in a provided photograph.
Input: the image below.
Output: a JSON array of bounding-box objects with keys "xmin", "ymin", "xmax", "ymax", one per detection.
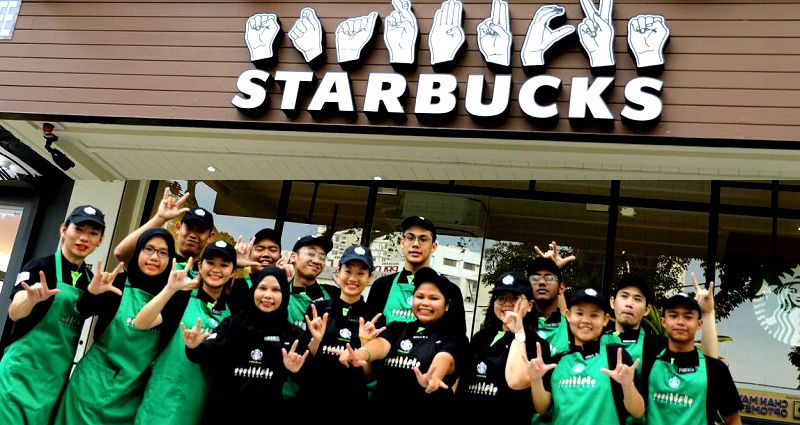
[{"xmin": 231, "ymin": 0, "xmax": 670, "ymax": 127}]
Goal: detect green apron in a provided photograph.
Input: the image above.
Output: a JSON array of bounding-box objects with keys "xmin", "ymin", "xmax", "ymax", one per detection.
[
  {"xmin": 550, "ymin": 339, "xmax": 621, "ymax": 425},
  {"xmin": 54, "ymin": 281, "xmax": 161, "ymax": 425},
  {"xmin": 135, "ymin": 288, "xmax": 230, "ymax": 425},
  {"xmin": 0, "ymin": 253, "xmax": 84, "ymax": 424},
  {"xmin": 284, "ymin": 282, "xmax": 330, "ymax": 399},
  {"xmin": 175, "ymin": 261, "xmax": 198, "ymax": 279},
  {"xmin": 647, "ymin": 349, "xmax": 707, "ymax": 425},
  {"xmin": 244, "ymin": 274, "xmax": 253, "ymax": 288},
  {"xmin": 532, "ymin": 312, "xmax": 570, "ymax": 425},
  {"xmin": 604, "ymin": 328, "xmax": 645, "ymax": 374},
  {"xmin": 382, "ymin": 272, "xmax": 416, "ymax": 324}
]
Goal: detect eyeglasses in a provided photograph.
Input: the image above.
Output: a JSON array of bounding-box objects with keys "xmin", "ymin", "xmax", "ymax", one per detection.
[
  {"xmin": 403, "ymin": 233, "xmax": 431, "ymax": 244},
  {"xmin": 301, "ymin": 249, "xmax": 327, "ymax": 262},
  {"xmin": 142, "ymin": 246, "xmax": 170, "ymax": 259},
  {"xmin": 529, "ymin": 274, "xmax": 557, "ymax": 284},
  {"xmin": 495, "ymin": 293, "xmax": 523, "ymax": 304}
]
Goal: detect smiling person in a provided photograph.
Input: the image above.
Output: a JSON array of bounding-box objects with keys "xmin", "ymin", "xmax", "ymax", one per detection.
[
  {"xmin": 287, "ymin": 235, "xmax": 339, "ymax": 329},
  {"xmin": 526, "ymin": 288, "xmax": 645, "ymax": 425},
  {"xmin": 228, "ymin": 228, "xmax": 283, "ymax": 313},
  {"xmin": 340, "ymin": 267, "xmax": 468, "ymax": 422},
  {"xmin": 0, "ymin": 205, "xmax": 107, "ymax": 424},
  {"xmin": 640, "ymin": 294, "xmax": 742, "ymax": 425},
  {"xmin": 133, "ymin": 240, "xmax": 236, "ymax": 425},
  {"xmin": 183, "ymin": 266, "xmax": 310, "ymax": 424},
  {"xmin": 53, "ymin": 229, "xmax": 178, "ymax": 425}
]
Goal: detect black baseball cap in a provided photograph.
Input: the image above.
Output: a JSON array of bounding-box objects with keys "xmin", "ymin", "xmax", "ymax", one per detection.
[
  {"xmin": 181, "ymin": 207, "xmax": 214, "ymax": 231},
  {"xmin": 253, "ymin": 228, "xmax": 281, "ymax": 247},
  {"xmin": 400, "ymin": 216, "xmax": 437, "ymax": 241},
  {"xmin": 526, "ymin": 257, "xmax": 562, "ymax": 282},
  {"xmin": 201, "ymin": 240, "xmax": 237, "ymax": 267},
  {"xmin": 339, "ymin": 244, "xmax": 374, "ymax": 270},
  {"xmin": 66, "ymin": 205, "xmax": 105, "ymax": 229},
  {"xmin": 292, "ymin": 235, "xmax": 333, "ymax": 254},
  {"xmin": 614, "ymin": 274, "xmax": 651, "ymax": 304},
  {"xmin": 568, "ymin": 288, "xmax": 610, "ymax": 313},
  {"xmin": 491, "ymin": 272, "xmax": 534, "ymax": 299},
  {"xmin": 662, "ymin": 293, "xmax": 701, "ymax": 315}
]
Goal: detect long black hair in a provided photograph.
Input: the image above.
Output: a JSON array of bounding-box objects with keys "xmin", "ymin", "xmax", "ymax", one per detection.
[{"xmin": 481, "ymin": 290, "xmax": 540, "ymax": 335}]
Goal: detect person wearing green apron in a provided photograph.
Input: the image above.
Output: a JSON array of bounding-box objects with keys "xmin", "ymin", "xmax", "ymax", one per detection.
[
  {"xmin": 0, "ymin": 204, "xmax": 106, "ymax": 424},
  {"xmin": 641, "ymin": 294, "xmax": 743, "ymax": 425},
  {"xmin": 54, "ymin": 228, "xmax": 178, "ymax": 424},
  {"xmin": 527, "ymin": 257, "xmax": 572, "ymax": 357},
  {"xmin": 133, "ymin": 240, "xmax": 236, "ymax": 425},
  {"xmin": 227, "ymin": 228, "xmax": 283, "ymax": 314},
  {"xmin": 114, "ymin": 187, "xmax": 215, "ymax": 279},
  {"xmin": 527, "ymin": 288, "xmax": 645, "ymax": 425}
]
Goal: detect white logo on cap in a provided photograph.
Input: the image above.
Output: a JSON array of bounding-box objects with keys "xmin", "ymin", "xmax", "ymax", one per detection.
[
  {"xmin": 477, "ymin": 361, "xmax": 488, "ymax": 374},
  {"xmin": 354, "ymin": 246, "xmax": 366, "ymax": 255},
  {"xmin": 585, "ymin": 288, "xmax": 598, "ymax": 296},
  {"xmin": 572, "ymin": 364, "xmax": 585, "ymax": 373},
  {"xmin": 215, "ymin": 241, "xmax": 227, "ymax": 248},
  {"xmin": 668, "ymin": 376, "xmax": 681, "ymax": 389},
  {"xmin": 418, "ymin": 216, "xmax": 425, "ymax": 220},
  {"xmin": 339, "ymin": 328, "xmax": 352, "ymax": 339},
  {"xmin": 195, "ymin": 209, "xmax": 206, "ymax": 216},
  {"xmin": 251, "ymin": 348, "xmax": 263, "ymax": 361},
  {"xmin": 678, "ymin": 293, "xmax": 690, "ymax": 298},
  {"xmin": 83, "ymin": 207, "xmax": 97, "ymax": 215},
  {"xmin": 502, "ymin": 275, "xmax": 514, "ymax": 285}
]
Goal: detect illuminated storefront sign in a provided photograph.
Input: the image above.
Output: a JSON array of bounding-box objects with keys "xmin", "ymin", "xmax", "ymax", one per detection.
[{"xmin": 232, "ymin": 0, "xmax": 670, "ymax": 126}]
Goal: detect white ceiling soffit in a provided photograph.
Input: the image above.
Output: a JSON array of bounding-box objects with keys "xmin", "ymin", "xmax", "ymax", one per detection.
[{"xmin": 4, "ymin": 119, "xmax": 800, "ymax": 181}]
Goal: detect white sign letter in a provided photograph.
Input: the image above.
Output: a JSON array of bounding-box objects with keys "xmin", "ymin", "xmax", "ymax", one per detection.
[
  {"xmin": 568, "ymin": 76, "xmax": 614, "ymax": 120},
  {"xmin": 363, "ymin": 73, "xmax": 408, "ymax": 114},
  {"xmin": 414, "ymin": 73, "xmax": 458, "ymax": 115},
  {"xmin": 274, "ymin": 71, "xmax": 314, "ymax": 111},
  {"xmin": 231, "ymin": 69, "xmax": 272, "ymax": 110},
  {"xmin": 308, "ymin": 72, "xmax": 355, "ymax": 112},
  {"xmin": 465, "ymin": 74, "xmax": 512, "ymax": 118},
  {"xmin": 621, "ymin": 77, "xmax": 663, "ymax": 122},
  {"xmin": 519, "ymin": 75, "xmax": 562, "ymax": 119}
]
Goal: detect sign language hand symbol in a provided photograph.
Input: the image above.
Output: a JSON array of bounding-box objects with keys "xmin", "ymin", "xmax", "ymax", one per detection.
[
  {"xmin": 245, "ymin": 13, "xmax": 282, "ymax": 62},
  {"xmin": 627, "ymin": 14, "xmax": 670, "ymax": 68},
  {"xmin": 335, "ymin": 11, "xmax": 380, "ymax": 63},
  {"xmin": 477, "ymin": 0, "xmax": 512, "ymax": 67},
  {"xmin": 521, "ymin": 5, "xmax": 575, "ymax": 67},
  {"xmin": 428, "ymin": 0, "xmax": 465, "ymax": 66},
  {"xmin": 577, "ymin": 0, "xmax": 615, "ymax": 68},
  {"xmin": 289, "ymin": 7, "xmax": 325, "ymax": 63},
  {"xmin": 384, "ymin": 0, "xmax": 418, "ymax": 64}
]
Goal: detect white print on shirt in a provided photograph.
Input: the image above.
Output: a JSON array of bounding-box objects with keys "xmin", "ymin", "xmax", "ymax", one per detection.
[
  {"xmin": 339, "ymin": 328, "xmax": 352, "ymax": 339},
  {"xmin": 399, "ymin": 339, "xmax": 413, "ymax": 352},
  {"xmin": 322, "ymin": 345, "xmax": 346, "ymax": 356},
  {"xmin": 385, "ymin": 356, "xmax": 421, "ymax": 369},
  {"xmin": 15, "ymin": 271, "xmax": 30, "ymax": 286},
  {"xmin": 234, "ymin": 366, "xmax": 274, "ymax": 379},
  {"xmin": 207, "ymin": 333, "xmax": 218, "ymax": 340},
  {"xmin": 391, "ymin": 308, "xmax": 414, "ymax": 320},
  {"xmin": 653, "ymin": 392, "xmax": 694, "ymax": 408},
  {"xmin": 467, "ymin": 382, "xmax": 499, "ymax": 396},
  {"xmin": 557, "ymin": 375, "xmax": 597, "ymax": 388},
  {"xmin": 251, "ymin": 348, "xmax": 264, "ymax": 361}
]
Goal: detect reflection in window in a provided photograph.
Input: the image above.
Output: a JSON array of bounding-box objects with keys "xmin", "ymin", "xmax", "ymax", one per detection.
[{"xmin": 0, "ymin": 206, "xmax": 23, "ymax": 286}]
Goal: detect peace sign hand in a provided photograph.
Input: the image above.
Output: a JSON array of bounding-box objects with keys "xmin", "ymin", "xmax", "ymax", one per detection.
[
  {"xmin": 359, "ymin": 313, "xmax": 386, "ymax": 344},
  {"xmin": 503, "ymin": 297, "xmax": 529, "ymax": 334},
  {"xmin": 534, "ymin": 241, "xmax": 576, "ymax": 268},
  {"xmin": 414, "ymin": 365, "xmax": 449, "ymax": 393},
  {"xmin": 234, "ymin": 236, "xmax": 260, "ymax": 268},
  {"xmin": 181, "ymin": 318, "xmax": 210, "ymax": 349},
  {"xmin": 87, "ymin": 260, "xmax": 124, "ymax": 296},
  {"xmin": 166, "ymin": 258, "xmax": 201, "ymax": 292},
  {"xmin": 20, "ymin": 271, "xmax": 60, "ymax": 304},
  {"xmin": 282, "ymin": 340, "xmax": 310, "ymax": 373},
  {"xmin": 304, "ymin": 304, "xmax": 329, "ymax": 342},
  {"xmin": 600, "ymin": 348, "xmax": 640, "ymax": 386},
  {"xmin": 526, "ymin": 342, "xmax": 557, "ymax": 381},
  {"xmin": 691, "ymin": 272, "xmax": 716, "ymax": 315},
  {"xmin": 156, "ymin": 187, "xmax": 191, "ymax": 222}
]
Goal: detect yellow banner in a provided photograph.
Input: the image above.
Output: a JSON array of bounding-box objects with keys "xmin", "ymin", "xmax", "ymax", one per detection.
[{"xmin": 738, "ymin": 387, "xmax": 800, "ymax": 424}]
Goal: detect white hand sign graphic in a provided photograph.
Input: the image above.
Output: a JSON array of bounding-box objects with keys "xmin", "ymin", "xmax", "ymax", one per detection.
[
  {"xmin": 429, "ymin": 0, "xmax": 465, "ymax": 66},
  {"xmin": 627, "ymin": 14, "xmax": 669, "ymax": 68},
  {"xmin": 335, "ymin": 11, "xmax": 380, "ymax": 63},
  {"xmin": 384, "ymin": 0, "xmax": 418, "ymax": 64},
  {"xmin": 477, "ymin": 0, "xmax": 512, "ymax": 67},
  {"xmin": 521, "ymin": 5, "xmax": 575, "ymax": 67},
  {"xmin": 577, "ymin": 0, "xmax": 615, "ymax": 68},
  {"xmin": 245, "ymin": 13, "xmax": 281, "ymax": 62},
  {"xmin": 289, "ymin": 7, "xmax": 325, "ymax": 63}
]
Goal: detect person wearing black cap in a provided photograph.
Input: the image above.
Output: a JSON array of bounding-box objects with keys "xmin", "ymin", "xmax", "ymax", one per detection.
[
  {"xmin": 300, "ymin": 245, "xmax": 384, "ymax": 411},
  {"xmin": 53, "ymin": 228, "xmax": 178, "ymax": 424},
  {"xmin": 0, "ymin": 204, "xmax": 117, "ymax": 424},
  {"xmin": 182, "ymin": 266, "xmax": 310, "ymax": 424},
  {"xmin": 340, "ymin": 267, "xmax": 468, "ymax": 422},
  {"xmin": 527, "ymin": 256, "xmax": 572, "ymax": 357},
  {"xmin": 366, "ymin": 216, "xmax": 467, "ymax": 335},
  {"xmin": 132, "ymin": 240, "xmax": 236, "ymax": 425},
  {"xmin": 287, "ymin": 235, "xmax": 339, "ymax": 329},
  {"xmin": 455, "ymin": 271, "xmax": 546, "ymax": 424},
  {"xmin": 640, "ymin": 292, "xmax": 742, "ymax": 425},
  {"xmin": 114, "ymin": 187, "xmax": 215, "ymax": 276},
  {"xmin": 228, "ymin": 228, "xmax": 283, "ymax": 313},
  {"xmin": 525, "ymin": 288, "xmax": 644, "ymax": 425}
]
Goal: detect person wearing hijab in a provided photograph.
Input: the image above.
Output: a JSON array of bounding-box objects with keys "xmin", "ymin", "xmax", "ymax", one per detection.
[
  {"xmin": 53, "ymin": 228, "xmax": 177, "ymax": 424},
  {"xmin": 182, "ymin": 266, "xmax": 310, "ymax": 424},
  {"xmin": 339, "ymin": 267, "xmax": 468, "ymax": 422},
  {"xmin": 133, "ymin": 240, "xmax": 236, "ymax": 425}
]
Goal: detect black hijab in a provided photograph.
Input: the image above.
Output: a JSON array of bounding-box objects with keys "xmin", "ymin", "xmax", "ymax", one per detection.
[
  {"xmin": 127, "ymin": 228, "xmax": 176, "ymax": 295},
  {"xmin": 244, "ymin": 266, "xmax": 291, "ymax": 332}
]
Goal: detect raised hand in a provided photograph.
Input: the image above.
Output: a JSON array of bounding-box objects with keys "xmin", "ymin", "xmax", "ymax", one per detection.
[
  {"xmin": 304, "ymin": 304, "xmax": 329, "ymax": 342},
  {"xmin": 166, "ymin": 258, "xmax": 201, "ymax": 292},
  {"xmin": 289, "ymin": 7, "xmax": 324, "ymax": 63},
  {"xmin": 339, "ymin": 343, "xmax": 368, "ymax": 368},
  {"xmin": 335, "ymin": 11, "xmax": 380, "ymax": 63},
  {"xmin": 627, "ymin": 14, "xmax": 670, "ymax": 68},
  {"xmin": 156, "ymin": 187, "xmax": 190, "ymax": 222},
  {"xmin": 20, "ymin": 271, "xmax": 60, "ymax": 304},
  {"xmin": 521, "ymin": 5, "xmax": 575, "ymax": 67},
  {"xmin": 526, "ymin": 342, "xmax": 557, "ymax": 381},
  {"xmin": 600, "ymin": 348, "xmax": 640, "ymax": 386},
  {"xmin": 503, "ymin": 297, "xmax": 529, "ymax": 334},
  {"xmin": 87, "ymin": 260, "xmax": 124, "ymax": 296},
  {"xmin": 534, "ymin": 240, "xmax": 576, "ymax": 268},
  {"xmin": 414, "ymin": 365, "xmax": 448, "ymax": 393},
  {"xmin": 691, "ymin": 272, "xmax": 716, "ymax": 315},
  {"xmin": 275, "ymin": 251, "xmax": 295, "ymax": 281},
  {"xmin": 477, "ymin": 0, "xmax": 512, "ymax": 67},
  {"xmin": 577, "ymin": 0, "xmax": 615, "ymax": 68},
  {"xmin": 182, "ymin": 318, "xmax": 210, "ymax": 349},
  {"xmin": 234, "ymin": 235, "xmax": 260, "ymax": 268},
  {"xmin": 282, "ymin": 340, "xmax": 310, "ymax": 373},
  {"xmin": 428, "ymin": 0, "xmax": 465, "ymax": 66},
  {"xmin": 245, "ymin": 13, "xmax": 281, "ymax": 62},
  {"xmin": 385, "ymin": 0, "xmax": 418, "ymax": 64},
  {"xmin": 359, "ymin": 313, "xmax": 386, "ymax": 343}
]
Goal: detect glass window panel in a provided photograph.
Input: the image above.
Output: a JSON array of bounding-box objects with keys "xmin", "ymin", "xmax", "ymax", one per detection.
[
  {"xmin": 535, "ymin": 181, "xmax": 610, "ymax": 196},
  {"xmin": 720, "ymin": 184, "xmax": 771, "ymax": 207},
  {"xmin": 620, "ymin": 181, "xmax": 711, "ymax": 203},
  {"xmin": 778, "ymin": 186, "xmax": 800, "ymax": 210}
]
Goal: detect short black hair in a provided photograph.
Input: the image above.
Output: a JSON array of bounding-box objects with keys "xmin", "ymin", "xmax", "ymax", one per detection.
[{"xmin": 614, "ymin": 274, "xmax": 651, "ymax": 305}]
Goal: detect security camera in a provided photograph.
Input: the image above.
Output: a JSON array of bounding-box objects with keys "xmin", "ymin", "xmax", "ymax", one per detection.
[
  {"xmin": 42, "ymin": 122, "xmax": 74, "ymax": 171},
  {"xmin": 43, "ymin": 122, "xmax": 59, "ymax": 148}
]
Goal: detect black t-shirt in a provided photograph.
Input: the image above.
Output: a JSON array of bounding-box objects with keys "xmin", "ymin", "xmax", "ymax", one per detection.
[
  {"xmin": 227, "ymin": 275, "xmax": 254, "ymax": 314},
  {"xmin": 291, "ymin": 281, "xmax": 340, "ymax": 302},
  {"xmin": 641, "ymin": 348, "xmax": 743, "ymax": 425}
]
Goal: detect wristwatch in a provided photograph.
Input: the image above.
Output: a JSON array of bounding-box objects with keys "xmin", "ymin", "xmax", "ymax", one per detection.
[{"xmin": 514, "ymin": 332, "xmax": 526, "ymax": 343}]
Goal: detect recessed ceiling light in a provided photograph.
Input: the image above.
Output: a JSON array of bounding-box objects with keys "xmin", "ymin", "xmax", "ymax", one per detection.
[
  {"xmin": 207, "ymin": 166, "xmax": 216, "ymax": 172},
  {"xmin": 373, "ymin": 176, "xmax": 383, "ymax": 180}
]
